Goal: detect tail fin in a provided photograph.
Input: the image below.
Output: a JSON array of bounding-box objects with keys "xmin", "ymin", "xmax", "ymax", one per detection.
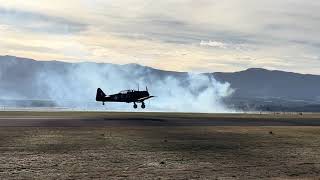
[{"xmin": 96, "ymin": 88, "xmax": 106, "ymax": 101}]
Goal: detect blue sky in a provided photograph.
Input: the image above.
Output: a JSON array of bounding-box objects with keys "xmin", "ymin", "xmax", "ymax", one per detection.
[{"xmin": 0, "ymin": 0, "xmax": 320, "ymax": 74}]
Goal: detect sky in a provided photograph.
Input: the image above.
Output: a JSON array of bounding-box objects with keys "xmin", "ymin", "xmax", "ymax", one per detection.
[{"xmin": 0, "ymin": 0, "xmax": 320, "ymax": 74}]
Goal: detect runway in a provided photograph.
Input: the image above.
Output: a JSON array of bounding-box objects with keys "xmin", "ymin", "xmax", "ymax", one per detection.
[{"xmin": 0, "ymin": 111, "xmax": 320, "ymax": 127}]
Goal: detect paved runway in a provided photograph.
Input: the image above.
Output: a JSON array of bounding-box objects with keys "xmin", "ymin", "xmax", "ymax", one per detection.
[{"xmin": 0, "ymin": 112, "xmax": 320, "ymax": 127}]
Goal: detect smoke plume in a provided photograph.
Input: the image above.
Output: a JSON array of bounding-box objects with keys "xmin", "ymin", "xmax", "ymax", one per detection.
[{"xmin": 36, "ymin": 62, "xmax": 234, "ymax": 112}]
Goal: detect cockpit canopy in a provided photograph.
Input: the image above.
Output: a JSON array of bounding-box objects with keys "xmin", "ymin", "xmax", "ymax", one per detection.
[{"xmin": 119, "ymin": 90, "xmax": 135, "ymax": 94}]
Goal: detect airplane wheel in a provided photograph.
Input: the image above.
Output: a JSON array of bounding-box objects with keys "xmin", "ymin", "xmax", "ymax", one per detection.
[
  {"xmin": 133, "ymin": 104, "xmax": 138, "ymax": 109},
  {"xmin": 141, "ymin": 103, "xmax": 146, "ymax": 109}
]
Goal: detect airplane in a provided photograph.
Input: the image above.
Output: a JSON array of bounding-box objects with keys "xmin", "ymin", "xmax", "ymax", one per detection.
[{"xmin": 96, "ymin": 87, "xmax": 155, "ymax": 109}]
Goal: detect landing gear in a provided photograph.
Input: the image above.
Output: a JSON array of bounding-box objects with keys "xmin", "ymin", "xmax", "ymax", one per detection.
[
  {"xmin": 133, "ymin": 102, "xmax": 146, "ymax": 109},
  {"xmin": 102, "ymin": 102, "xmax": 105, "ymax": 105}
]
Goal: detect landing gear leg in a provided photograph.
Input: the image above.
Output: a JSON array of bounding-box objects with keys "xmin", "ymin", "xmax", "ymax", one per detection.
[
  {"xmin": 141, "ymin": 102, "xmax": 146, "ymax": 109},
  {"xmin": 102, "ymin": 102, "xmax": 105, "ymax": 105},
  {"xmin": 133, "ymin": 103, "xmax": 138, "ymax": 109}
]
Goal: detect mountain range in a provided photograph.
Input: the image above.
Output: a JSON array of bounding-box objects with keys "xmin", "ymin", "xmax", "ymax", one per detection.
[{"xmin": 0, "ymin": 55, "xmax": 319, "ymax": 112}]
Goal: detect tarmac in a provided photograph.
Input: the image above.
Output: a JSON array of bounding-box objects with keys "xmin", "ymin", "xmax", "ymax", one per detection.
[{"xmin": 0, "ymin": 111, "xmax": 320, "ymax": 127}]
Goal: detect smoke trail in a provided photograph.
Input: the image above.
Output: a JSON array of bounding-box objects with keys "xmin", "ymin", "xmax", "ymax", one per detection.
[{"xmin": 36, "ymin": 62, "xmax": 234, "ymax": 112}]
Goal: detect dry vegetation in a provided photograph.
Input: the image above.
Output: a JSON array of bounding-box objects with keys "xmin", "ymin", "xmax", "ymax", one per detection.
[{"xmin": 0, "ymin": 112, "xmax": 319, "ymax": 179}]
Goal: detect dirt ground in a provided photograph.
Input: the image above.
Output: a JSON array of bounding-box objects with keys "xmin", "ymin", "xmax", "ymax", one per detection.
[{"xmin": 0, "ymin": 112, "xmax": 319, "ymax": 179}]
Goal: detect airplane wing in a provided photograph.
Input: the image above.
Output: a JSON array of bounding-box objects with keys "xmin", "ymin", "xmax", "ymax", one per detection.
[{"xmin": 137, "ymin": 96, "xmax": 155, "ymax": 102}]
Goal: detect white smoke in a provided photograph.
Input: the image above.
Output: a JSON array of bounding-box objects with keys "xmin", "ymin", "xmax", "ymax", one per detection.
[{"xmin": 37, "ymin": 62, "xmax": 234, "ymax": 112}]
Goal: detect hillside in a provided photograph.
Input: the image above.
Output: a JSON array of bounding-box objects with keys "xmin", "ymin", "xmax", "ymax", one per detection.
[{"xmin": 0, "ymin": 55, "xmax": 320, "ymax": 111}]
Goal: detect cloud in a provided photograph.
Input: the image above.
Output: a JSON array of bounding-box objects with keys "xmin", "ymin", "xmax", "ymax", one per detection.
[
  {"xmin": 200, "ymin": 41, "xmax": 227, "ymax": 49},
  {"xmin": 199, "ymin": 40, "xmax": 250, "ymax": 51},
  {"xmin": 0, "ymin": 1, "xmax": 320, "ymax": 74},
  {"xmin": 0, "ymin": 7, "xmax": 87, "ymax": 34}
]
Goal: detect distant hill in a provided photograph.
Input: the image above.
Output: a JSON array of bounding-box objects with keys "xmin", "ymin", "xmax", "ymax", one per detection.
[
  {"xmin": 0, "ymin": 55, "xmax": 320, "ymax": 111},
  {"xmin": 0, "ymin": 55, "xmax": 188, "ymax": 99},
  {"xmin": 213, "ymin": 68, "xmax": 320, "ymax": 102}
]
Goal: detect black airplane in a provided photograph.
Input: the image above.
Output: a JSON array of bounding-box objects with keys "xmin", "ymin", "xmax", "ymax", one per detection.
[{"xmin": 96, "ymin": 87, "xmax": 155, "ymax": 109}]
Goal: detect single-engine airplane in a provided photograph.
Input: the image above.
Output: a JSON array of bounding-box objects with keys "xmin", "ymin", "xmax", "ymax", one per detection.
[{"xmin": 96, "ymin": 87, "xmax": 155, "ymax": 109}]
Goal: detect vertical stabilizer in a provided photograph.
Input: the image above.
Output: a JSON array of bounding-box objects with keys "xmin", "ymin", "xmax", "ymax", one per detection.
[{"xmin": 96, "ymin": 88, "xmax": 106, "ymax": 101}]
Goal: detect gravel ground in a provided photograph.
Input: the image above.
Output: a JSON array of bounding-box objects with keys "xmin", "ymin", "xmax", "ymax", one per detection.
[{"xmin": 0, "ymin": 112, "xmax": 319, "ymax": 179}]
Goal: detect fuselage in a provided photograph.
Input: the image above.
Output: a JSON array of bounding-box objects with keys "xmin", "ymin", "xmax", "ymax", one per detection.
[{"xmin": 100, "ymin": 90, "xmax": 149, "ymax": 103}]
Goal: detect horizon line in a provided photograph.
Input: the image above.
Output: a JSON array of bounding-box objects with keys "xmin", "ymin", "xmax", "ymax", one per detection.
[{"xmin": 1, "ymin": 54, "xmax": 318, "ymax": 76}]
